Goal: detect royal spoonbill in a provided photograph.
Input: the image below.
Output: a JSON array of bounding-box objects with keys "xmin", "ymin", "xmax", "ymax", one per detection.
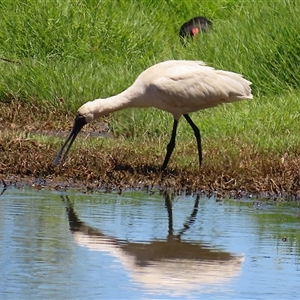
[{"xmin": 53, "ymin": 60, "xmax": 252, "ymax": 170}]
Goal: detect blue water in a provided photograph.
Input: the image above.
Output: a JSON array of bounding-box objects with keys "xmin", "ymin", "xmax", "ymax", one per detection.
[{"xmin": 0, "ymin": 187, "xmax": 300, "ymax": 299}]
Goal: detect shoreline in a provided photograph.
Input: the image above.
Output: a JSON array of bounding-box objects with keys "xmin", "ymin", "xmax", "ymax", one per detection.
[{"xmin": 1, "ymin": 102, "xmax": 300, "ymax": 201}]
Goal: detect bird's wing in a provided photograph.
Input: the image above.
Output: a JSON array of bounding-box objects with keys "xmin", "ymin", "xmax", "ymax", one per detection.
[
  {"xmin": 156, "ymin": 60, "xmax": 207, "ymax": 68},
  {"xmin": 148, "ymin": 63, "xmax": 252, "ymax": 113}
]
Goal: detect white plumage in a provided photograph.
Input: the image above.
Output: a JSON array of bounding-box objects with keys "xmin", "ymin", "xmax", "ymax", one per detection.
[{"xmin": 54, "ymin": 60, "xmax": 253, "ymax": 169}]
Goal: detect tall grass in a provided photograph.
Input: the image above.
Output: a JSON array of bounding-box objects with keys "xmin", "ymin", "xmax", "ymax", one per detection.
[{"xmin": 1, "ymin": 0, "xmax": 300, "ymax": 155}]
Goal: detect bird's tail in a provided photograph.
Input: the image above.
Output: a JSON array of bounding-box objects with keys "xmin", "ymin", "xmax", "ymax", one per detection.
[{"xmin": 217, "ymin": 70, "xmax": 253, "ymax": 101}]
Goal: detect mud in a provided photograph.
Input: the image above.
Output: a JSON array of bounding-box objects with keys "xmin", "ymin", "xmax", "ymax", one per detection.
[{"xmin": 1, "ymin": 100, "xmax": 300, "ymax": 201}]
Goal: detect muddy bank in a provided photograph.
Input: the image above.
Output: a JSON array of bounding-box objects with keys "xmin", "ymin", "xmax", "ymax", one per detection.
[{"xmin": 1, "ymin": 101, "xmax": 300, "ymax": 200}]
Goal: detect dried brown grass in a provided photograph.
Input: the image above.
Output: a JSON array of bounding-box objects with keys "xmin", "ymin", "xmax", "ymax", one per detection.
[{"xmin": 1, "ymin": 101, "xmax": 300, "ymax": 199}]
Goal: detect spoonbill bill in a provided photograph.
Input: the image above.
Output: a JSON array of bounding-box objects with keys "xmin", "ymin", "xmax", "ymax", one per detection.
[
  {"xmin": 53, "ymin": 60, "xmax": 252, "ymax": 170},
  {"xmin": 179, "ymin": 16, "xmax": 212, "ymax": 42}
]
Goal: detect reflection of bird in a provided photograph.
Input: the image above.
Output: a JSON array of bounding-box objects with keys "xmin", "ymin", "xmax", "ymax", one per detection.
[
  {"xmin": 54, "ymin": 60, "xmax": 252, "ymax": 170},
  {"xmin": 179, "ymin": 16, "xmax": 212, "ymax": 42},
  {"xmin": 61, "ymin": 195, "xmax": 244, "ymax": 295}
]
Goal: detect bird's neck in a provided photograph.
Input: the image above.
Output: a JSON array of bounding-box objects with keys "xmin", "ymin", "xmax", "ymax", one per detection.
[{"xmin": 91, "ymin": 84, "xmax": 149, "ymax": 119}]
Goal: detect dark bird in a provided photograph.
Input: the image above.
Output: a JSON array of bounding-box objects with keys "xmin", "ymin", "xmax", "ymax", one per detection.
[{"xmin": 179, "ymin": 16, "xmax": 212, "ymax": 43}]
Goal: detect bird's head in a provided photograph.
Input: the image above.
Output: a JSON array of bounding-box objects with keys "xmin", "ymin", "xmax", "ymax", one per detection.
[
  {"xmin": 53, "ymin": 99, "xmax": 114, "ymax": 165},
  {"xmin": 191, "ymin": 27, "xmax": 200, "ymax": 37},
  {"xmin": 77, "ymin": 101, "xmax": 96, "ymax": 123}
]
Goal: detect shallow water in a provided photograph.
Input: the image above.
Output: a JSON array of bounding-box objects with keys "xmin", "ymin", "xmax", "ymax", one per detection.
[{"xmin": 0, "ymin": 187, "xmax": 300, "ymax": 299}]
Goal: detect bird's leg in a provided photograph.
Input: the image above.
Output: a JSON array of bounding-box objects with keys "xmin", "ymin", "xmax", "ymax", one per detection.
[
  {"xmin": 161, "ymin": 119, "xmax": 178, "ymax": 170},
  {"xmin": 183, "ymin": 114, "xmax": 202, "ymax": 166},
  {"xmin": 164, "ymin": 192, "xmax": 173, "ymax": 236}
]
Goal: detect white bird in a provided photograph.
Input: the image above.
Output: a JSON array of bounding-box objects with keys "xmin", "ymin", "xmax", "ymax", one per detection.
[{"xmin": 54, "ymin": 60, "xmax": 253, "ymax": 169}]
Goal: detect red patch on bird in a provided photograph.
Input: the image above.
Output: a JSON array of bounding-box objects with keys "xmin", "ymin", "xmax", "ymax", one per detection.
[{"xmin": 191, "ymin": 27, "xmax": 200, "ymax": 36}]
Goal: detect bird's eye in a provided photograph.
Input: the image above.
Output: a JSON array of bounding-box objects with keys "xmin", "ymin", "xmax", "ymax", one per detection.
[{"xmin": 75, "ymin": 113, "xmax": 85, "ymax": 122}]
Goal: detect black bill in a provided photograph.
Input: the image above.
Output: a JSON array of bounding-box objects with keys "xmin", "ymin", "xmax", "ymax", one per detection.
[{"xmin": 53, "ymin": 114, "xmax": 87, "ymax": 165}]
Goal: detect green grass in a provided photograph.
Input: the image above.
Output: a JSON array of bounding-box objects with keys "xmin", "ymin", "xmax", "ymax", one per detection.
[{"xmin": 1, "ymin": 0, "xmax": 300, "ymax": 161}]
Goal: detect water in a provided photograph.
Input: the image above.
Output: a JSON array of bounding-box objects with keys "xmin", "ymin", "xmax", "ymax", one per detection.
[{"xmin": 0, "ymin": 187, "xmax": 300, "ymax": 299}]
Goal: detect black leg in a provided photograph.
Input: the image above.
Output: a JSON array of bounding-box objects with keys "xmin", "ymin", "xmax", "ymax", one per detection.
[
  {"xmin": 183, "ymin": 114, "xmax": 202, "ymax": 166},
  {"xmin": 178, "ymin": 193, "xmax": 200, "ymax": 236},
  {"xmin": 161, "ymin": 119, "xmax": 178, "ymax": 170},
  {"xmin": 164, "ymin": 193, "xmax": 173, "ymax": 236}
]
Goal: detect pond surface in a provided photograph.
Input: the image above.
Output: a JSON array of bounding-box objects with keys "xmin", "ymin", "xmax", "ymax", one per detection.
[{"xmin": 0, "ymin": 187, "xmax": 300, "ymax": 299}]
